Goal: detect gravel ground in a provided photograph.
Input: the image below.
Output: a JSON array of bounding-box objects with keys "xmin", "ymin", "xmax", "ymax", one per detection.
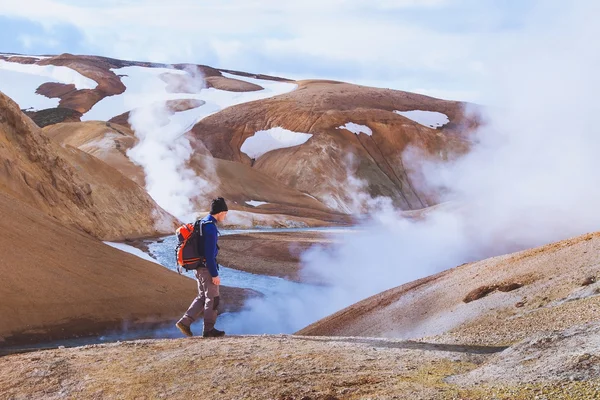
[{"xmin": 1, "ymin": 334, "xmax": 599, "ymax": 400}]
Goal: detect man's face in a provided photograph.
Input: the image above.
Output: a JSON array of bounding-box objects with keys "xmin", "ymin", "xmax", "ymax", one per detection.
[{"xmin": 215, "ymin": 211, "xmax": 228, "ymax": 222}]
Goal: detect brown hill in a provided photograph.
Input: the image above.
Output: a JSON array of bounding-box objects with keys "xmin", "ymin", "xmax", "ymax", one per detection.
[
  {"xmin": 1, "ymin": 54, "xmax": 479, "ymax": 221},
  {"xmin": 0, "ymin": 189, "xmax": 249, "ymax": 347},
  {"xmin": 0, "ymin": 91, "xmax": 177, "ymax": 240},
  {"xmin": 43, "ymin": 119, "xmax": 352, "ymax": 227},
  {"xmin": 36, "ymin": 54, "xmax": 127, "ymax": 114},
  {"xmin": 191, "ymin": 79, "xmax": 476, "ymax": 212},
  {"xmin": 188, "ymin": 153, "xmax": 352, "ymax": 226},
  {"xmin": 0, "ymin": 53, "xmax": 354, "ymax": 226},
  {"xmin": 298, "ymin": 231, "xmax": 600, "ymax": 347},
  {"xmin": 42, "ymin": 120, "xmax": 146, "ymax": 187}
]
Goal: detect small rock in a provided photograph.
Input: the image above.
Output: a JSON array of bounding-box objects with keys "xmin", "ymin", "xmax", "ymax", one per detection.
[
  {"xmin": 498, "ymin": 282, "xmax": 524, "ymax": 292},
  {"xmin": 581, "ymin": 276, "xmax": 596, "ymax": 286},
  {"xmin": 464, "ymin": 285, "xmax": 498, "ymax": 303}
]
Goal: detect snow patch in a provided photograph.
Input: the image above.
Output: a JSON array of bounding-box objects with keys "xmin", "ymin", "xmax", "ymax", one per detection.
[
  {"xmin": 394, "ymin": 110, "xmax": 449, "ymax": 129},
  {"xmin": 103, "ymin": 242, "xmax": 161, "ymax": 265},
  {"xmin": 84, "ymin": 66, "xmax": 189, "ymax": 121},
  {"xmin": 0, "ymin": 59, "xmax": 97, "ymax": 111},
  {"xmin": 241, "ymin": 127, "xmax": 313, "ymax": 159},
  {"xmin": 84, "ymin": 67, "xmax": 297, "ymax": 122},
  {"xmin": 246, "ymin": 200, "xmax": 269, "ymax": 207},
  {"xmin": 337, "ymin": 122, "xmax": 373, "ymax": 136}
]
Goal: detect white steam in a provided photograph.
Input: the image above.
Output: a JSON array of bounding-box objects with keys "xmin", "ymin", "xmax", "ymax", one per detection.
[
  {"xmin": 322, "ymin": 154, "xmax": 394, "ymax": 214},
  {"xmin": 127, "ymin": 66, "xmax": 213, "ymax": 222},
  {"xmin": 226, "ymin": 2, "xmax": 600, "ymax": 335},
  {"xmin": 125, "ymin": 67, "xmax": 297, "ymax": 222}
]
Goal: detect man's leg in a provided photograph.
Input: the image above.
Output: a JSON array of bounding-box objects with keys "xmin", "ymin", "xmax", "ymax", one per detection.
[
  {"xmin": 198, "ymin": 268, "xmax": 221, "ymax": 335},
  {"xmin": 176, "ymin": 270, "xmax": 205, "ymax": 336}
]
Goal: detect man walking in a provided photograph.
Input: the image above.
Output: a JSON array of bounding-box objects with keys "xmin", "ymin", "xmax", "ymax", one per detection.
[{"xmin": 176, "ymin": 197, "xmax": 228, "ymax": 338}]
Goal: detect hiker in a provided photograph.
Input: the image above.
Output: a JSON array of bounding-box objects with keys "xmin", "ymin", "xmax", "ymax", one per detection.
[{"xmin": 176, "ymin": 197, "xmax": 228, "ymax": 338}]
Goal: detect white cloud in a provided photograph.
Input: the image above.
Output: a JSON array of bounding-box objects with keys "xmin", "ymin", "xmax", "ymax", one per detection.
[
  {"xmin": 0, "ymin": 0, "xmax": 505, "ymax": 101},
  {"xmin": 18, "ymin": 34, "xmax": 60, "ymax": 50},
  {"xmin": 367, "ymin": 0, "xmax": 449, "ymax": 9}
]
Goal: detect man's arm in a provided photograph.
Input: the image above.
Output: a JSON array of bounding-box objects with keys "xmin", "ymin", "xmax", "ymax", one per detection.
[{"xmin": 203, "ymin": 223, "xmax": 219, "ymax": 278}]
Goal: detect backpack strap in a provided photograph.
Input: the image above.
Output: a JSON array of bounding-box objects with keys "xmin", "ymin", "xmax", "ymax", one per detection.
[
  {"xmin": 195, "ymin": 219, "xmax": 214, "ymax": 236},
  {"xmin": 195, "ymin": 220, "xmax": 216, "ymax": 260}
]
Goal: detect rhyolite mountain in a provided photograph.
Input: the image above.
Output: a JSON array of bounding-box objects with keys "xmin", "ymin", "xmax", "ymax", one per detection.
[{"xmin": 0, "ymin": 52, "xmax": 477, "ymax": 227}]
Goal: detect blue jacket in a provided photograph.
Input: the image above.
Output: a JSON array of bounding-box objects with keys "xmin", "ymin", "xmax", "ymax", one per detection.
[{"xmin": 201, "ymin": 214, "xmax": 219, "ymax": 277}]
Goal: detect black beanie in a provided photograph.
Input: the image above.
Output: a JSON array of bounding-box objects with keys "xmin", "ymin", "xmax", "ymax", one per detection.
[{"xmin": 210, "ymin": 197, "xmax": 228, "ymax": 215}]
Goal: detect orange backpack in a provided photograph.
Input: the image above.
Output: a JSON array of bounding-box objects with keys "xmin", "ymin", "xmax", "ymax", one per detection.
[{"xmin": 175, "ymin": 220, "xmax": 213, "ymax": 273}]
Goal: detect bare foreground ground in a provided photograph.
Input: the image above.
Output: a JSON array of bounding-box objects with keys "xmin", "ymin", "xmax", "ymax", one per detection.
[{"xmin": 1, "ymin": 333, "xmax": 599, "ymax": 400}]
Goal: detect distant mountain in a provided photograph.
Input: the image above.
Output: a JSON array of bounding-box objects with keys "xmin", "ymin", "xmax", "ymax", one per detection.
[
  {"xmin": 193, "ymin": 79, "xmax": 475, "ymax": 212},
  {"xmin": 0, "ymin": 52, "xmax": 479, "ymax": 227}
]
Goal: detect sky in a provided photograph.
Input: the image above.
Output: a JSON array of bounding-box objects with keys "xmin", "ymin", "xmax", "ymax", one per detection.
[{"xmin": 0, "ymin": 0, "xmax": 564, "ymax": 102}]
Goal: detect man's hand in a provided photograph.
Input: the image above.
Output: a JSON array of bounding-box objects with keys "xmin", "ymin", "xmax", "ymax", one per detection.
[{"xmin": 212, "ymin": 276, "xmax": 221, "ymax": 286}]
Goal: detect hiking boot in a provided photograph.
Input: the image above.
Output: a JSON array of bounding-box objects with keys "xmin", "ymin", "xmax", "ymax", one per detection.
[
  {"xmin": 202, "ymin": 328, "xmax": 225, "ymax": 338},
  {"xmin": 176, "ymin": 321, "xmax": 193, "ymax": 337}
]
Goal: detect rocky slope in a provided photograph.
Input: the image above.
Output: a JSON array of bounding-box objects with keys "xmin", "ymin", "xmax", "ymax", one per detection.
[
  {"xmin": 298, "ymin": 231, "xmax": 600, "ymax": 348},
  {"xmin": 42, "ymin": 120, "xmax": 146, "ymax": 187},
  {"xmin": 0, "ymin": 91, "xmax": 177, "ymax": 240}
]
